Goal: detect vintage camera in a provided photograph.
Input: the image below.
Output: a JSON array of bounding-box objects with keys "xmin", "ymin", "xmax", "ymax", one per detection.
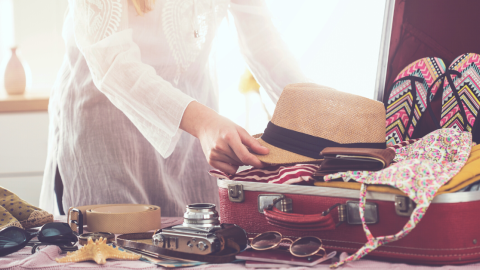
[{"xmin": 152, "ymin": 203, "xmax": 247, "ymax": 255}]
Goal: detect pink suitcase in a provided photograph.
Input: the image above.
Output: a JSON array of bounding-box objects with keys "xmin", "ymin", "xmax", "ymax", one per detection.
[
  {"xmin": 218, "ymin": 0, "xmax": 480, "ymax": 265},
  {"xmin": 218, "ymin": 179, "xmax": 480, "ymax": 264}
]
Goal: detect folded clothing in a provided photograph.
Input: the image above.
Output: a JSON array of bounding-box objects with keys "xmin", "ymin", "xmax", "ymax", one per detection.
[
  {"xmin": 209, "ymin": 164, "xmax": 320, "ymax": 185},
  {"xmin": 314, "ymin": 144, "xmax": 480, "ymax": 195},
  {"xmin": 1, "ymin": 187, "xmax": 53, "ymax": 229},
  {"xmin": 210, "ymin": 142, "xmax": 480, "ymax": 192}
]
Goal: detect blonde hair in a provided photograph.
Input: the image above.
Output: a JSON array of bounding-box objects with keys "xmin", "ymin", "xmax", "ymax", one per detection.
[{"xmin": 131, "ymin": 0, "xmax": 156, "ymax": 16}]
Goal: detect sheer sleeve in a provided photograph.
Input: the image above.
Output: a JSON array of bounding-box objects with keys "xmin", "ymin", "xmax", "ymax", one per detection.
[
  {"xmin": 70, "ymin": 0, "xmax": 194, "ymax": 158},
  {"xmin": 230, "ymin": 0, "xmax": 309, "ymax": 104}
]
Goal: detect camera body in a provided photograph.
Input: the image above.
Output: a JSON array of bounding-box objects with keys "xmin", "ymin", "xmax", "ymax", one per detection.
[{"xmin": 152, "ymin": 203, "xmax": 247, "ymax": 255}]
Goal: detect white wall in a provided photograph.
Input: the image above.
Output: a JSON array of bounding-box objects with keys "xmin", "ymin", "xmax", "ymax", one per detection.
[
  {"xmin": 0, "ymin": 0, "xmax": 65, "ymax": 207},
  {"xmin": 0, "ymin": 0, "xmax": 68, "ymax": 92},
  {"xmin": 0, "ymin": 0, "xmax": 14, "ymax": 88},
  {"xmin": 216, "ymin": 0, "xmax": 386, "ymax": 135}
]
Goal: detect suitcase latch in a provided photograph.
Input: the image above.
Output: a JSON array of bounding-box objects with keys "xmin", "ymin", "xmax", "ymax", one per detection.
[
  {"xmin": 334, "ymin": 201, "xmax": 378, "ymax": 226},
  {"xmin": 258, "ymin": 194, "xmax": 293, "ymax": 213},
  {"xmin": 228, "ymin": 184, "xmax": 244, "ymax": 203},
  {"xmin": 395, "ymin": 195, "xmax": 416, "ymax": 217}
]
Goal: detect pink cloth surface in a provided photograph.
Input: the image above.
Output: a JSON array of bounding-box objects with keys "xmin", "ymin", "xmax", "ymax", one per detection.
[{"xmin": 2, "ymin": 217, "xmax": 480, "ymax": 270}]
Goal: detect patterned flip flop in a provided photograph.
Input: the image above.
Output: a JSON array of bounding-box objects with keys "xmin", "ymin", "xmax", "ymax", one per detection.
[
  {"xmin": 386, "ymin": 57, "xmax": 446, "ymax": 146},
  {"xmin": 440, "ymin": 53, "xmax": 480, "ymax": 142}
]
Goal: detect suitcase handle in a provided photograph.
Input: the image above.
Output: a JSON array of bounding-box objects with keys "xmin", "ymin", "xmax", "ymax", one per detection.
[{"xmin": 263, "ymin": 207, "xmax": 336, "ymax": 231}]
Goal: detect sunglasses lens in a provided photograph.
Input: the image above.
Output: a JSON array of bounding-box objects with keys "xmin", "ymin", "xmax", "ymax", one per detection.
[
  {"xmin": 251, "ymin": 232, "xmax": 282, "ymax": 250},
  {"xmin": 291, "ymin": 237, "xmax": 322, "ymax": 256},
  {"xmin": 0, "ymin": 228, "xmax": 26, "ymax": 248},
  {"xmin": 41, "ymin": 223, "xmax": 71, "ymax": 237},
  {"xmin": 38, "ymin": 223, "xmax": 77, "ymax": 245}
]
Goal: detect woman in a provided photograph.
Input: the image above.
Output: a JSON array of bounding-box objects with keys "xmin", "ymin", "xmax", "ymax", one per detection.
[{"xmin": 40, "ymin": 0, "xmax": 307, "ymax": 216}]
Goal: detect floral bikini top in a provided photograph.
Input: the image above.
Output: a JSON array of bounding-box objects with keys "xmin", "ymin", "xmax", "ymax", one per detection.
[{"xmin": 324, "ymin": 128, "xmax": 473, "ymax": 268}]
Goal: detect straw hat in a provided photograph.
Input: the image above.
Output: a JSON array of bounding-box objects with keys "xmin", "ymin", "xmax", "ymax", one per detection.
[{"xmin": 254, "ymin": 83, "xmax": 386, "ymax": 165}]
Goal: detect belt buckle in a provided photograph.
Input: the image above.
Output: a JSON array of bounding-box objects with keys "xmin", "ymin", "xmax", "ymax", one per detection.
[{"xmin": 69, "ymin": 208, "xmax": 84, "ymax": 235}]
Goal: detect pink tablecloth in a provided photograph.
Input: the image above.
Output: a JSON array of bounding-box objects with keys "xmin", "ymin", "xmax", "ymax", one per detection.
[{"xmin": 1, "ymin": 217, "xmax": 480, "ymax": 270}]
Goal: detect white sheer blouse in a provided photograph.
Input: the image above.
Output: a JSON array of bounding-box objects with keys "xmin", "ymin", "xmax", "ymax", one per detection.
[{"xmin": 40, "ymin": 0, "xmax": 307, "ymax": 216}]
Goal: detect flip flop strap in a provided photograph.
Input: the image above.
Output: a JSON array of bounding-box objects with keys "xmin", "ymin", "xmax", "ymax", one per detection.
[{"xmin": 426, "ymin": 69, "xmax": 464, "ymax": 130}]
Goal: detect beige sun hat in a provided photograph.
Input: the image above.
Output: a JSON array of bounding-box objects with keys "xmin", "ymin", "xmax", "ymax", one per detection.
[{"xmin": 254, "ymin": 83, "xmax": 386, "ymax": 165}]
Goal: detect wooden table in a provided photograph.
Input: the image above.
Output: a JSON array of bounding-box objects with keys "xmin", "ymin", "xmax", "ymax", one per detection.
[{"xmin": 0, "ymin": 90, "xmax": 49, "ymax": 113}]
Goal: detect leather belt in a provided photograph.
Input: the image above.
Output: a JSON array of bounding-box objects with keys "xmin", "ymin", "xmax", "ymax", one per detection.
[{"xmin": 67, "ymin": 204, "xmax": 161, "ymax": 234}]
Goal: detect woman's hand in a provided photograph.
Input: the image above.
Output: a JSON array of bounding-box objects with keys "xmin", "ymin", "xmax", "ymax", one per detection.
[{"xmin": 180, "ymin": 101, "xmax": 269, "ymax": 174}]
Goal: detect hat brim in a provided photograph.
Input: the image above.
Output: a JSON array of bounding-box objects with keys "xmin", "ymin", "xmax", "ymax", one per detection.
[{"xmin": 252, "ymin": 134, "xmax": 323, "ymax": 165}]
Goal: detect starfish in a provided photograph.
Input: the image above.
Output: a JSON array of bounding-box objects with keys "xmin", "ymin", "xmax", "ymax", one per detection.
[{"xmin": 56, "ymin": 237, "xmax": 141, "ymax": 265}]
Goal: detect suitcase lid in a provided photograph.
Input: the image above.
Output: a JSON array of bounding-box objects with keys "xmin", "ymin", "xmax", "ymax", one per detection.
[{"xmin": 375, "ymin": 0, "xmax": 480, "ymax": 105}]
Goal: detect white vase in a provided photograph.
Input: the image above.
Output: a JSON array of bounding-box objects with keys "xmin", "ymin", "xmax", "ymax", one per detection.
[{"xmin": 4, "ymin": 47, "xmax": 26, "ymax": 95}]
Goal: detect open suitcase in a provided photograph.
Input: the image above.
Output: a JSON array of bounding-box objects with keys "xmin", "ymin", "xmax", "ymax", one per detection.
[{"xmin": 218, "ymin": 0, "xmax": 480, "ymax": 265}]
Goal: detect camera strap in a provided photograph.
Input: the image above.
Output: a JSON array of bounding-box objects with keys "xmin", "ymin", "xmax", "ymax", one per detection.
[{"xmin": 67, "ymin": 204, "xmax": 161, "ymax": 234}]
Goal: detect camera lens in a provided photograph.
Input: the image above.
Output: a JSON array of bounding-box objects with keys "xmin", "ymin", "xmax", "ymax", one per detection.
[
  {"xmin": 188, "ymin": 203, "xmax": 215, "ymax": 210},
  {"xmin": 183, "ymin": 203, "xmax": 220, "ymax": 227}
]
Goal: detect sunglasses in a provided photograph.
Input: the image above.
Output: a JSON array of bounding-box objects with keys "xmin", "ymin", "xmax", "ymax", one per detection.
[
  {"xmin": 0, "ymin": 222, "xmax": 78, "ymax": 257},
  {"xmin": 250, "ymin": 231, "xmax": 326, "ymax": 258}
]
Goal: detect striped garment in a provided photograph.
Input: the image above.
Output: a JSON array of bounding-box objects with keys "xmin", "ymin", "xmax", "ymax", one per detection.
[{"xmin": 209, "ymin": 164, "xmax": 320, "ymax": 185}]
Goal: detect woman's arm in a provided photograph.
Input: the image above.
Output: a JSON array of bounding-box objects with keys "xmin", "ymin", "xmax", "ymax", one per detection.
[
  {"xmin": 71, "ymin": 0, "xmax": 193, "ymax": 158},
  {"xmin": 181, "ymin": 101, "xmax": 268, "ymax": 175},
  {"xmin": 71, "ymin": 0, "xmax": 267, "ymax": 171}
]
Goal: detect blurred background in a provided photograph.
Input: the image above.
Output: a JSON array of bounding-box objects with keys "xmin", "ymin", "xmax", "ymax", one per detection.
[{"xmin": 0, "ymin": 0, "xmax": 385, "ymax": 206}]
